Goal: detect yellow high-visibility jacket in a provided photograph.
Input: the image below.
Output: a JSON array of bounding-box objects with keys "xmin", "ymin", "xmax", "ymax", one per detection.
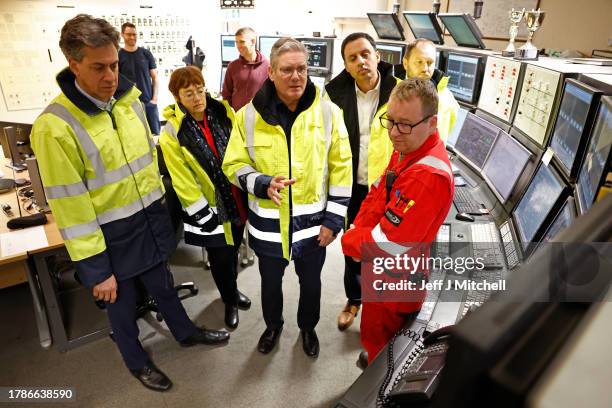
[
  {"xmin": 30, "ymin": 68, "xmax": 174, "ymax": 287},
  {"xmin": 159, "ymin": 97, "xmax": 238, "ymax": 247},
  {"xmin": 222, "ymin": 80, "xmax": 353, "ymax": 260}
]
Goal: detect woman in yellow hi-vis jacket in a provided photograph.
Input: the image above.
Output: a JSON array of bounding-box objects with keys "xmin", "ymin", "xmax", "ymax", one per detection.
[{"xmin": 159, "ymin": 66, "xmax": 251, "ymax": 329}]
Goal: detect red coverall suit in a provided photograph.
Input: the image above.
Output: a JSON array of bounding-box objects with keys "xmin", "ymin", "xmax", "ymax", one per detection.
[{"xmin": 341, "ymin": 131, "xmax": 454, "ymax": 362}]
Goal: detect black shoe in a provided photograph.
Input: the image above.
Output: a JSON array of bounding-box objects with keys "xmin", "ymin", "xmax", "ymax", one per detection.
[
  {"xmin": 130, "ymin": 362, "xmax": 172, "ymax": 392},
  {"xmin": 225, "ymin": 304, "xmax": 239, "ymax": 329},
  {"xmin": 237, "ymin": 290, "xmax": 251, "ymax": 310},
  {"xmin": 257, "ymin": 327, "xmax": 282, "ymax": 354},
  {"xmin": 357, "ymin": 350, "xmax": 369, "ymax": 370},
  {"xmin": 301, "ymin": 330, "xmax": 319, "ymax": 358},
  {"xmin": 179, "ymin": 327, "xmax": 230, "ymax": 347}
]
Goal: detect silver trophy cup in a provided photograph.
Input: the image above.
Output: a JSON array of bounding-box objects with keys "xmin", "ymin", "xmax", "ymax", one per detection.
[
  {"xmin": 516, "ymin": 9, "xmax": 545, "ymax": 60},
  {"xmin": 502, "ymin": 8, "xmax": 525, "ymax": 57}
]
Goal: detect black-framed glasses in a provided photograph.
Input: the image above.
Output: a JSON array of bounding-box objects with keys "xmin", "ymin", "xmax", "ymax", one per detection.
[{"xmin": 379, "ymin": 113, "xmax": 433, "ymax": 134}]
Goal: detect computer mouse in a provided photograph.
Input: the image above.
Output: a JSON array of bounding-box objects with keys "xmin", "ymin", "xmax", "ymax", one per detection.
[{"xmin": 455, "ymin": 212, "xmax": 475, "ymax": 222}]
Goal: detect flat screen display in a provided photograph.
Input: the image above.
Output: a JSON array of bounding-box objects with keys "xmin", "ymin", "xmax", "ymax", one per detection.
[
  {"xmin": 403, "ymin": 12, "xmax": 444, "ymax": 44},
  {"xmin": 221, "ymin": 35, "xmax": 239, "ymax": 62},
  {"xmin": 439, "ymin": 13, "xmax": 485, "ymax": 49},
  {"xmin": 576, "ymin": 96, "xmax": 612, "ymax": 214},
  {"xmin": 447, "ymin": 107, "xmax": 469, "ymax": 148},
  {"xmin": 377, "ymin": 42, "xmax": 404, "ymax": 65},
  {"xmin": 446, "ymin": 53, "xmax": 480, "ymax": 104},
  {"xmin": 513, "ymin": 163, "xmax": 565, "ymax": 246},
  {"xmin": 301, "ymin": 40, "xmax": 329, "ymax": 69},
  {"xmin": 367, "ymin": 13, "xmax": 405, "ymax": 41},
  {"xmin": 550, "ymin": 81, "xmax": 596, "ymax": 177},
  {"xmin": 482, "ymin": 130, "xmax": 532, "ymax": 202},
  {"xmin": 259, "ymin": 36, "xmax": 280, "ymax": 60},
  {"xmin": 454, "ymin": 112, "xmax": 499, "ymax": 170}
]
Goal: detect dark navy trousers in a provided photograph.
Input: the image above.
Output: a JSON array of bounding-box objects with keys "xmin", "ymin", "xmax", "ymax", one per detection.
[
  {"xmin": 257, "ymin": 246, "xmax": 326, "ymax": 331},
  {"xmin": 344, "ymin": 184, "xmax": 369, "ymax": 306},
  {"xmin": 104, "ymin": 262, "xmax": 197, "ymax": 370}
]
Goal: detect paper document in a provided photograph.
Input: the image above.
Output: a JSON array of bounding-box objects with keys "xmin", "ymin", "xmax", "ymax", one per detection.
[{"xmin": 0, "ymin": 225, "xmax": 48, "ymax": 257}]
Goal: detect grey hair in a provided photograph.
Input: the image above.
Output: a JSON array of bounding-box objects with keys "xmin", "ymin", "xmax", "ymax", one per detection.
[
  {"xmin": 235, "ymin": 27, "xmax": 256, "ymax": 37},
  {"xmin": 269, "ymin": 38, "xmax": 309, "ymax": 70},
  {"xmin": 59, "ymin": 14, "xmax": 120, "ymax": 62}
]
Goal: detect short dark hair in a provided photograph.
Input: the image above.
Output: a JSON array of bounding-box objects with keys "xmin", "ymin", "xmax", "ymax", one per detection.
[
  {"xmin": 59, "ymin": 14, "xmax": 119, "ymax": 62},
  {"xmin": 168, "ymin": 66, "xmax": 205, "ymax": 98},
  {"xmin": 390, "ymin": 78, "xmax": 438, "ymax": 117},
  {"xmin": 341, "ymin": 32, "xmax": 377, "ymax": 61},
  {"xmin": 121, "ymin": 22, "xmax": 136, "ymax": 33},
  {"xmin": 403, "ymin": 38, "xmax": 436, "ymax": 62}
]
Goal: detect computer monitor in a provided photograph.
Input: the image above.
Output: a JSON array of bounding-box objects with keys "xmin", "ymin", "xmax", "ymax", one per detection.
[
  {"xmin": 445, "ymin": 52, "xmax": 484, "ymax": 105},
  {"xmin": 299, "ymin": 38, "xmax": 333, "ymax": 71},
  {"xmin": 2, "ymin": 126, "xmax": 27, "ymax": 171},
  {"xmin": 538, "ymin": 197, "xmax": 576, "ymax": 246},
  {"xmin": 25, "ymin": 156, "xmax": 49, "ymax": 212},
  {"xmin": 438, "ymin": 13, "xmax": 486, "ymax": 49},
  {"xmin": 454, "ymin": 112, "xmax": 499, "ymax": 171},
  {"xmin": 513, "ymin": 163, "xmax": 567, "ymax": 251},
  {"xmin": 575, "ymin": 95, "xmax": 612, "ymax": 215},
  {"xmin": 549, "ymin": 79, "xmax": 603, "ymax": 180},
  {"xmin": 367, "ymin": 12, "xmax": 405, "ymax": 41},
  {"xmin": 258, "ymin": 35, "xmax": 281, "ymax": 60},
  {"xmin": 402, "ymin": 11, "xmax": 444, "ymax": 44},
  {"xmin": 220, "ymin": 34, "xmax": 239, "ymax": 63},
  {"xmin": 446, "ymin": 107, "xmax": 469, "ymax": 149},
  {"xmin": 482, "ymin": 130, "xmax": 533, "ymax": 203},
  {"xmin": 376, "ymin": 42, "xmax": 404, "ymax": 65}
]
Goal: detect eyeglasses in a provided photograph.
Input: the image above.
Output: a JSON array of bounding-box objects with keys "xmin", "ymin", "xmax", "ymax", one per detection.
[
  {"xmin": 379, "ymin": 113, "xmax": 433, "ymax": 134},
  {"xmin": 278, "ymin": 66, "xmax": 308, "ymax": 77},
  {"xmin": 180, "ymin": 87, "xmax": 206, "ymax": 101}
]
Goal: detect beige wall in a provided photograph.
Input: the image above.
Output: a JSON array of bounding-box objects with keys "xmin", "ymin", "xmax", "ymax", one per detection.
[{"xmin": 401, "ymin": 0, "xmax": 612, "ymax": 55}]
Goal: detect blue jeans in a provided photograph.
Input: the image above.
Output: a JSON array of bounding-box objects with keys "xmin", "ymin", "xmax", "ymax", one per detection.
[{"xmin": 144, "ymin": 101, "xmax": 161, "ymax": 135}]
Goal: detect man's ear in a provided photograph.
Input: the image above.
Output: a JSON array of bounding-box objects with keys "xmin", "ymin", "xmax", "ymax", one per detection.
[
  {"xmin": 376, "ymin": 50, "xmax": 381, "ymax": 63},
  {"xmin": 268, "ymin": 65, "xmax": 274, "ymax": 81},
  {"xmin": 402, "ymin": 56, "xmax": 409, "ymax": 72},
  {"xmin": 68, "ymin": 59, "xmax": 79, "ymax": 77}
]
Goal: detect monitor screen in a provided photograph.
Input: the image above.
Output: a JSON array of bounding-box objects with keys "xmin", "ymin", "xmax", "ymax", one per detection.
[
  {"xmin": 539, "ymin": 198, "xmax": 575, "ymax": 245},
  {"xmin": 402, "ymin": 12, "xmax": 444, "ymax": 44},
  {"xmin": 221, "ymin": 35, "xmax": 239, "ymax": 62},
  {"xmin": 258, "ymin": 36, "xmax": 280, "ymax": 60},
  {"xmin": 367, "ymin": 13, "xmax": 405, "ymax": 41},
  {"xmin": 301, "ymin": 40, "xmax": 329, "ymax": 69},
  {"xmin": 438, "ymin": 13, "xmax": 485, "ymax": 49},
  {"xmin": 376, "ymin": 42, "xmax": 404, "ymax": 65},
  {"xmin": 454, "ymin": 112, "xmax": 499, "ymax": 170},
  {"xmin": 576, "ymin": 96, "xmax": 612, "ymax": 214},
  {"xmin": 549, "ymin": 80, "xmax": 597, "ymax": 177},
  {"xmin": 482, "ymin": 130, "xmax": 533, "ymax": 203},
  {"xmin": 446, "ymin": 53, "xmax": 480, "ymax": 104},
  {"xmin": 513, "ymin": 163, "xmax": 566, "ymax": 247},
  {"xmin": 447, "ymin": 107, "xmax": 469, "ymax": 148}
]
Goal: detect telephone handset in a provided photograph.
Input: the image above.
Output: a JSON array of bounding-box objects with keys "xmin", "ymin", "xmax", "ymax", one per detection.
[{"xmin": 384, "ymin": 326, "xmax": 453, "ymax": 406}]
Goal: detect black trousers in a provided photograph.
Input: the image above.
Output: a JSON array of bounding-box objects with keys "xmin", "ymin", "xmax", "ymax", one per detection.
[
  {"xmin": 105, "ymin": 262, "xmax": 197, "ymax": 370},
  {"xmin": 344, "ymin": 184, "xmax": 369, "ymax": 306},
  {"xmin": 257, "ymin": 245, "xmax": 326, "ymax": 331},
  {"xmin": 207, "ymin": 223, "xmax": 245, "ymax": 306}
]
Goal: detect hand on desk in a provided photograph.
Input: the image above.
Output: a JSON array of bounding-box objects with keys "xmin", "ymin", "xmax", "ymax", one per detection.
[{"xmin": 93, "ymin": 275, "xmax": 117, "ymax": 303}]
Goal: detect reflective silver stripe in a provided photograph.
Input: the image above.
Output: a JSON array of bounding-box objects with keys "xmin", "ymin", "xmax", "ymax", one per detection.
[
  {"xmin": 415, "ymin": 156, "xmax": 453, "ymax": 180},
  {"xmin": 244, "ymin": 104, "xmax": 256, "ymax": 161},
  {"xmin": 326, "ymin": 201, "xmax": 348, "ymax": 217},
  {"xmin": 235, "ymin": 164, "xmax": 258, "ymax": 187},
  {"xmin": 371, "ymin": 223, "xmax": 412, "ymax": 256},
  {"xmin": 196, "ymin": 210, "xmax": 214, "ymax": 225},
  {"xmin": 97, "ymin": 187, "xmax": 163, "ymax": 225},
  {"xmin": 131, "ymin": 101, "xmax": 155, "ymax": 150},
  {"xmin": 246, "ymin": 172, "xmax": 263, "ymax": 195},
  {"xmin": 320, "ymin": 99, "xmax": 332, "ymax": 152},
  {"xmin": 185, "ymin": 196, "xmax": 209, "ymax": 216},
  {"xmin": 44, "ymin": 181, "xmax": 88, "ymax": 199},
  {"xmin": 43, "ymin": 103, "xmax": 155, "ymax": 192},
  {"xmin": 59, "ymin": 219, "xmax": 100, "ymax": 241},
  {"xmin": 329, "ymin": 185, "xmax": 352, "ymax": 197},
  {"xmin": 292, "ymin": 226, "xmax": 320, "ymax": 243},
  {"xmin": 184, "ymin": 223, "xmax": 224, "ymax": 236},
  {"xmin": 248, "ymin": 199, "xmax": 280, "ymax": 219},
  {"xmin": 248, "ymin": 223, "xmax": 282, "ymax": 242},
  {"xmin": 43, "ymin": 103, "xmax": 106, "ymax": 178},
  {"xmin": 293, "ymin": 198, "xmax": 326, "ymax": 217},
  {"xmin": 372, "ymin": 177, "xmax": 381, "ymax": 188},
  {"xmin": 163, "ymin": 121, "xmax": 178, "ymax": 139}
]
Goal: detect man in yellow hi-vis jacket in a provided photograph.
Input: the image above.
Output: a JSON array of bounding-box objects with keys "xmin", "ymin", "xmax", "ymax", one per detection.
[
  {"xmin": 30, "ymin": 14, "xmax": 228, "ymax": 392},
  {"xmin": 223, "ymin": 38, "xmax": 353, "ymax": 357}
]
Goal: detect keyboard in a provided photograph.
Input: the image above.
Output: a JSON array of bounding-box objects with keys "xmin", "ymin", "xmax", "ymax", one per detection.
[
  {"xmin": 500, "ymin": 221, "xmax": 521, "ymax": 270},
  {"xmin": 470, "ymin": 222, "xmax": 505, "ymax": 269},
  {"xmin": 459, "ymin": 268, "xmax": 507, "ymax": 319},
  {"xmin": 453, "ymin": 187, "xmax": 483, "ymax": 214}
]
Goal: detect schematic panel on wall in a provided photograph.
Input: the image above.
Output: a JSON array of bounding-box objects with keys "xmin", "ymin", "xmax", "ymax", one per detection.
[
  {"xmin": 477, "ymin": 56, "xmax": 523, "ymax": 123},
  {"xmin": 0, "ymin": 10, "xmax": 67, "ymax": 111},
  {"xmin": 513, "ymin": 64, "xmax": 561, "ymax": 147}
]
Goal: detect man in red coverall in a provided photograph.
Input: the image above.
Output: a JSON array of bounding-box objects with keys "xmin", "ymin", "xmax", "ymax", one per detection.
[{"xmin": 341, "ymin": 78, "xmax": 454, "ymax": 364}]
